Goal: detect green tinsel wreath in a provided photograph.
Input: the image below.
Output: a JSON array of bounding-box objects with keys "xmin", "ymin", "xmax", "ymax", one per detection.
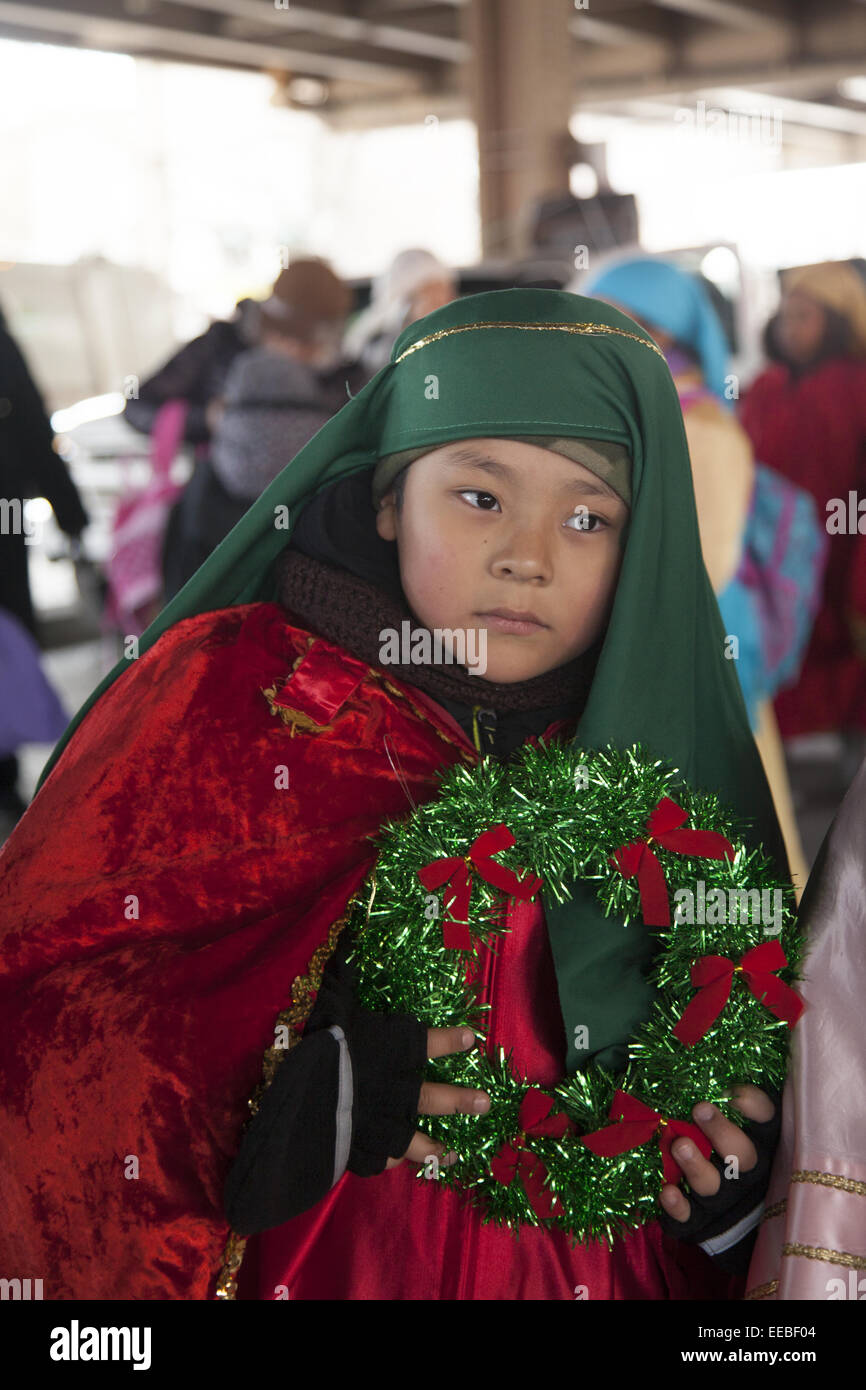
[{"xmin": 344, "ymin": 739, "xmax": 805, "ymax": 1246}]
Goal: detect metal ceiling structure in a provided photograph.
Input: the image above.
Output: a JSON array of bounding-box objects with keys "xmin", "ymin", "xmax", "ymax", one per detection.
[{"xmin": 1, "ymin": 0, "xmax": 865, "ymax": 133}]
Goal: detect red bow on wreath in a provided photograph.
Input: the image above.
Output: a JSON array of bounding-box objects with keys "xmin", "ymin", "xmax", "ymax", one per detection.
[
  {"xmin": 490, "ymin": 1089, "xmax": 572, "ymax": 1220},
  {"xmin": 417, "ymin": 823, "xmax": 543, "ymax": 950},
  {"xmin": 608, "ymin": 796, "xmax": 735, "ymax": 927},
  {"xmin": 579, "ymin": 1089, "xmax": 713, "ymax": 1185},
  {"xmin": 672, "ymin": 940, "xmax": 804, "ymax": 1047}
]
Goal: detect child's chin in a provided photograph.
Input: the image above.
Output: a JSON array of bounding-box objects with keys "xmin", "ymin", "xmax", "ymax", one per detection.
[{"xmin": 468, "ymin": 653, "xmax": 563, "ymax": 684}]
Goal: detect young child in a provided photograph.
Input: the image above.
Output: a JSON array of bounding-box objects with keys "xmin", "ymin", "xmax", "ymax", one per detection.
[{"xmin": 0, "ymin": 289, "xmax": 788, "ymax": 1301}]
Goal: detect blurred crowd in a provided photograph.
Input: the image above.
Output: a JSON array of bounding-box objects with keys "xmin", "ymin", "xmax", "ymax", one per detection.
[{"xmin": 3, "ymin": 246, "xmax": 866, "ymax": 882}]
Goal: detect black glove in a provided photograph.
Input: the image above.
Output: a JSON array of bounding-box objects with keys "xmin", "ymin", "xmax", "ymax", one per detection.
[
  {"xmin": 656, "ymin": 1085, "xmax": 782, "ymax": 1274},
  {"xmin": 223, "ymin": 933, "xmax": 427, "ymax": 1235}
]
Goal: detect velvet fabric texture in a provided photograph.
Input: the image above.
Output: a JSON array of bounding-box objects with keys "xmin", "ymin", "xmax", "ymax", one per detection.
[{"xmin": 0, "ymin": 603, "xmax": 488, "ymax": 1298}]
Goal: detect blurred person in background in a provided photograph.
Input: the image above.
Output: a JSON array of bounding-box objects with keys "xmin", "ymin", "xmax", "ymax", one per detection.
[
  {"xmin": 210, "ymin": 258, "xmax": 353, "ymax": 505},
  {"xmin": 0, "ymin": 608, "xmax": 70, "ymax": 842},
  {"xmin": 575, "ymin": 255, "xmax": 827, "ymax": 894},
  {"xmin": 163, "ymin": 258, "xmax": 356, "ymax": 599},
  {"xmin": 0, "ymin": 302, "xmax": 89, "ymax": 830},
  {"xmin": 342, "ymin": 248, "xmax": 458, "ymax": 381},
  {"xmin": 124, "ymin": 295, "xmax": 261, "ymax": 446},
  {"xmin": 739, "ymin": 262, "xmax": 866, "ymax": 817}
]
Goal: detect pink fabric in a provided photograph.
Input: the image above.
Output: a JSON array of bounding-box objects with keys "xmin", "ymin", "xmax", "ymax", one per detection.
[
  {"xmin": 104, "ymin": 399, "xmax": 187, "ymax": 634},
  {"xmin": 746, "ymin": 753, "xmax": 866, "ymax": 1299}
]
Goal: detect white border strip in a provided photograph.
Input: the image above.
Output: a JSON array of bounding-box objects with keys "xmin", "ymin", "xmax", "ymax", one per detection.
[
  {"xmin": 327, "ymin": 1025, "xmax": 353, "ymax": 1187},
  {"xmin": 700, "ymin": 1201, "xmax": 765, "ymax": 1256}
]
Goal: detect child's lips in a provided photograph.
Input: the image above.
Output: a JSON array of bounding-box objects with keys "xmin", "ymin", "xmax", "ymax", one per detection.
[{"xmin": 477, "ymin": 610, "xmax": 548, "ymax": 635}]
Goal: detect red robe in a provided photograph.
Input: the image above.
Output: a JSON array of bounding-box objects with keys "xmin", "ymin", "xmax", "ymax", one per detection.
[
  {"xmin": 739, "ymin": 358, "xmax": 866, "ymax": 736},
  {"xmin": 0, "ymin": 601, "xmax": 741, "ymax": 1300}
]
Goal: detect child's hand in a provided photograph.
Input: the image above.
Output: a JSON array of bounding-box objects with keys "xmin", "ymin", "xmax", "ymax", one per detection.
[
  {"xmin": 658, "ymin": 1083, "xmax": 776, "ymax": 1220},
  {"xmin": 384, "ymin": 1027, "xmax": 488, "ymax": 1171}
]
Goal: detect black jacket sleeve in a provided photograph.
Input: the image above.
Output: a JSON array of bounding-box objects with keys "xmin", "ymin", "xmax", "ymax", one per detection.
[
  {"xmin": 656, "ymin": 1084, "xmax": 783, "ymax": 1274},
  {"xmin": 123, "ymin": 321, "xmax": 242, "ymax": 443},
  {"xmin": 0, "ymin": 328, "xmax": 90, "ymax": 536},
  {"xmin": 223, "ymin": 932, "xmax": 428, "ymax": 1236}
]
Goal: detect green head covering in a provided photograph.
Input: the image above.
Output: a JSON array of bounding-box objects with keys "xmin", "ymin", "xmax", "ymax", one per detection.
[{"xmin": 38, "ymin": 289, "xmax": 788, "ymax": 1073}]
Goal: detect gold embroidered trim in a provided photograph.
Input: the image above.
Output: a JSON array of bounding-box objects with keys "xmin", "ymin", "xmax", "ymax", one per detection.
[
  {"xmin": 261, "ymin": 685, "xmax": 336, "ymax": 737},
  {"xmin": 762, "ymin": 1199, "xmax": 787, "ymax": 1221},
  {"xmin": 213, "ymin": 881, "xmax": 371, "ymax": 1301},
  {"xmin": 393, "ymin": 320, "xmax": 666, "ymax": 364},
  {"xmin": 792, "ymin": 1169, "xmax": 866, "ymax": 1197},
  {"xmin": 782, "ymin": 1243, "xmax": 866, "ymax": 1270},
  {"xmin": 214, "ymin": 1232, "xmax": 246, "ymax": 1301},
  {"xmin": 745, "ymin": 1279, "xmax": 779, "ymax": 1300},
  {"xmin": 364, "ymin": 667, "xmax": 478, "ymax": 766}
]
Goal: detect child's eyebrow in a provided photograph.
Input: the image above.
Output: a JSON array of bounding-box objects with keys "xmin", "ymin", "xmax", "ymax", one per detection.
[{"xmin": 442, "ymin": 446, "xmax": 621, "ymax": 501}]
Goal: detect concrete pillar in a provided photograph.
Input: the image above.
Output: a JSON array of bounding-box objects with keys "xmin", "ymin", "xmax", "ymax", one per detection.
[{"xmin": 460, "ymin": 0, "xmax": 577, "ymax": 258}]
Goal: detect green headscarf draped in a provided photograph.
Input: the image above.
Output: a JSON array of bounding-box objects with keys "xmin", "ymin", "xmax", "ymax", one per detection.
[{"xmin": 38, "ymin": 290, "xmax": 788, "ymax": 1073}]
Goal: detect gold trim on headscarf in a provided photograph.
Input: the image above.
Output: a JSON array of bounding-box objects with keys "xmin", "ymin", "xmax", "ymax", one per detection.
[{"xmin": 393, "ymin": 320, "xmax": 666, "ymax": 364}]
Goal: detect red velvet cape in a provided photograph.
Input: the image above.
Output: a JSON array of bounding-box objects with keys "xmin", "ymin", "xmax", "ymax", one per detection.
[{"xmin": 0, "ymin": 602, "xmax": 482, "ymax": 1299}]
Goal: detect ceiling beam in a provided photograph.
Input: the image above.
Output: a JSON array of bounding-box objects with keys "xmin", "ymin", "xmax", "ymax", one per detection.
[
  {"xmin": 579, "ymin": 58, "xmax": 866, "ymax": 110},
  {"xmin": 0, "ymin": 0, "xmax": 415, "ymax": 81},
  {"xmin": 571, "ymin": 13, "xmax": 671, "ymax": 48},
  {"xmin": 650, "ymin": 0, "xmax": 785, "ymax": 31},
  {"xmin": 158, "ymin": 0, "xmax": 469, "ymax": 63}
]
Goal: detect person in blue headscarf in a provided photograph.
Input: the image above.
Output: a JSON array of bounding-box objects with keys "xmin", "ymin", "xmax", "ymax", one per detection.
[
  {"xmin": 577, "ymin": 255, "xmax": 733, "ymax": 404},
  {"xmin": 572, "ymin": 253, "xmax": 827, "ymax": 896}
]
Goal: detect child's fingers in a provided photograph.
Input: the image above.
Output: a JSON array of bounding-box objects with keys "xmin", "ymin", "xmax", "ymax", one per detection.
[
  {"xmin": 691, "ymin": 1100, "xmax": 760, "ymax": 1175},
  {"xmin": 426, "ymin": 1026, "xmax": 478, "ymax": 1059},
  {"xmin": 386, "ymin": 1133, "xmax": 459, "ymax": 1169},
  {"xmin": 665, "ymin": 1100, "xmax": 758, "ymax": 1199},
  {"xmin": 418, "ymin": 1080, "xmax": 490, "ymax": 1116},
  {"xmin": 728, "ymin": 1083, "xmax": 776, "ymax": 1123},
  {"xmin": 658, "ymin": 1183, "xmax": 692, "ymax": 1222},
  {"xmin": 667, "ymin": 1136, "xmax": 723, "ymax": 1198}
]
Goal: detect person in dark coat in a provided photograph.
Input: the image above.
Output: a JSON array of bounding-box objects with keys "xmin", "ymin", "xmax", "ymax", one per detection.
[
  {"xmin": 158, "ymin": 260, "xmax": 359, "ymax": 601},
  {"xmin": 0, "ymin": 303, "xmax": 89, "ymax": 822},
  {"xmin": 123, "ymin": 297, "xmax": 261, "ymax": 445}
]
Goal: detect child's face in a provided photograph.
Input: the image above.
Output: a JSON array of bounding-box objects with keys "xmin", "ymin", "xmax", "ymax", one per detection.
[{"xmin": 375, "ymin": 436, "xmax": 630, "ymax": 684}]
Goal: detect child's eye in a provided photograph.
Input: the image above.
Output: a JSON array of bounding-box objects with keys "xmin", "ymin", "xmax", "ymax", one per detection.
[
  {"xmin": 566, "ymin": 510, "xmax": 608, "ymax": 533},
  {"xmin": 457, "ymin": 488, "xmax": 500, "ymax": 512}
]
